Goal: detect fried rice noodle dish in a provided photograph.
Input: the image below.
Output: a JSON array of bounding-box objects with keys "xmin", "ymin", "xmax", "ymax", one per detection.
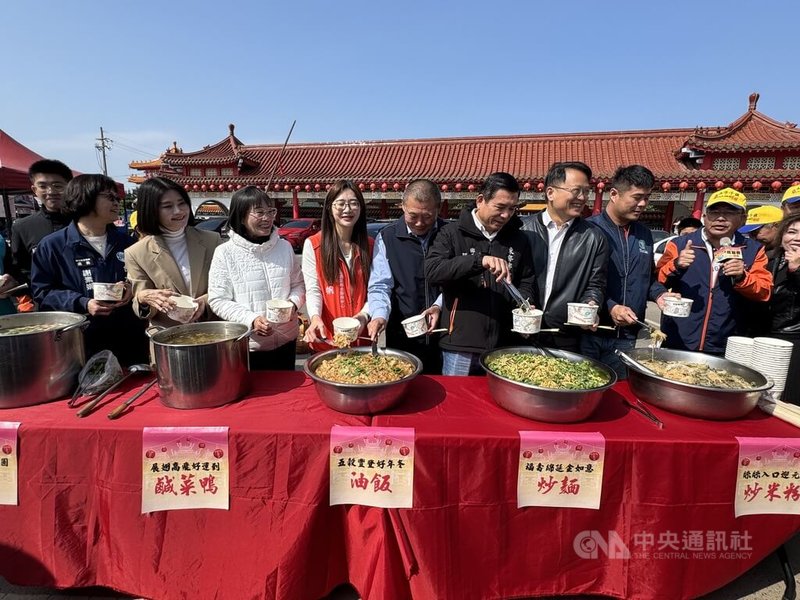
[
  {"xmin": 315, "ymin": 352, "xmax": 415, "ymax": 384},
  {"xmin": 487, "ymin": 353, "xmax": 610, "ymax": 390},
  {"xmin": 639, "ymin": 359, "xmax": 756, "ymax": 389}
]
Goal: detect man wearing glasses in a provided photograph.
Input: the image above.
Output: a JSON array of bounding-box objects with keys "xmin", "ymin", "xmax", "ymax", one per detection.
[
  {"xmin": 426, "ymin": 172, "xmax": 536, "ymax": 375},
  {"xmin": 367, "ymin": 179, "xmax": 447, "ymax": 373},
  {"xmin": 657, "ymin": 188, "xmax": 772, "ymax": 354},
  {"xmin": 11, "ymin": 159, "xmax": 73, "ymax": 283},
  {"xmin": 521, "ymin": 161, "xmax": 609, "ymax": 352}
]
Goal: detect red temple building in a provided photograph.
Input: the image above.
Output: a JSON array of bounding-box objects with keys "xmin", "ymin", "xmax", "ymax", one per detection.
[{"xmin": 130, "ymin": 93, "xmax": 800, "ymax": 230}]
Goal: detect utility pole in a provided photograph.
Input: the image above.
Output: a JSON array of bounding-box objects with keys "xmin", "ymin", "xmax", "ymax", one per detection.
[{"xmin": 95, "ymin": 127, "xmax": 112, "ymax": 176}]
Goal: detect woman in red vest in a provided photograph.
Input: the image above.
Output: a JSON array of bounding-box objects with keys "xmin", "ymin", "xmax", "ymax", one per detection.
[{"xmin": 302, "ymin": 180, "xmax": 373, "ymax": 352}]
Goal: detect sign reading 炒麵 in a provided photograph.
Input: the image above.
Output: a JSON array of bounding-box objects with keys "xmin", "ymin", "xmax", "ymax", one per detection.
[
  {"xmin": 517, "ymin": 431, "xmax": 605, "ymax": 509},
  {"xmin": 142, "ymin": 427, "xmax": 229, "ymax": 514},
  {"xmin": 329, "ymin": 426, "xmax": 414, "ymax": 508},
  {"xmin": 735, "ymin": 437, "xmax": 800, "ymax": 517},
  {"xmin": 0, "ymin": 422, "xmax": 21, "ymax": 505}
]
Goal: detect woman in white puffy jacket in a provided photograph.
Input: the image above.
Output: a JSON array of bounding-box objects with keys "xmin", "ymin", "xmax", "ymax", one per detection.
[{"xmin": 208, "ymin": 186, "xmax": 305, "ymax": 370}]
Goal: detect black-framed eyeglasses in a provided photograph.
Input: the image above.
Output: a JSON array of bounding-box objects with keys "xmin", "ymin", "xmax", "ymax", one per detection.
[{"xmin": 550, "ymin": 185, "xmax": 593, "ymax": 199}]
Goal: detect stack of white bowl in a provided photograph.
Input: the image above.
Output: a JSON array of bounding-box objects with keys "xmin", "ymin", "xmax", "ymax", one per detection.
[
  {"xmin": 725, "ymin": 336, "xmax": 755, "ymax": 367},
  {"xmin": 751, "ymin": 337, "xmax": 795, "ymax": 396}
]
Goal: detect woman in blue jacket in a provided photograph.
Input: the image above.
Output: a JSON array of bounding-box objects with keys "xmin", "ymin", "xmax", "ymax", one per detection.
[{"xmin": 31, "ymin": 174, "xmax": 147, "ymax": 365}]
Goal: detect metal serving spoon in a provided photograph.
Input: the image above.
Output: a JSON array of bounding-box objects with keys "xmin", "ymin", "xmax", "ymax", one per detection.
[{"xmin": 76, "ymin": 364, "xmax": 153, "ymax": 418}]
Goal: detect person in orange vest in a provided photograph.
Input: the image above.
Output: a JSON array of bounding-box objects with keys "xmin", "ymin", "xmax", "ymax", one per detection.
[{"xmin": 302, "ymin": 180, "xmax": 373, "ymax": 352}]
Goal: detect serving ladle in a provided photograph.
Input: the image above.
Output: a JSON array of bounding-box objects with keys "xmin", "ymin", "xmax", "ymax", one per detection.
[{"xmin": 76, "ymin": 363, "xmax": 153, "ymax": 418}]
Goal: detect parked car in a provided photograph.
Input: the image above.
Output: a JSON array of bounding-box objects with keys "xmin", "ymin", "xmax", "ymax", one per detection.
[
  {"xmin": 195, "ymin": 216, "xmax": 230, "ymax": 239},
  {"xmin": 366, "ymin": 220, "xmax": 392, "ymax": 239},
  {"xmin": 277, "ymin": 218, "xmax": 321, "ymax": 252},
  {"xmin": 653, "ymin": 235, "xmax": 677, "ymax": 266}
]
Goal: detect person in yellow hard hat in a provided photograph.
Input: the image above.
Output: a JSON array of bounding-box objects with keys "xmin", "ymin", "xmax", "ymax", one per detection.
[
  {"xmin": 738, "ymin": 205, "xmax": 783, "ymax": 258},
  {"xmin": 782, "ymin": 184, "xmax": 800, "ymax": 217}
]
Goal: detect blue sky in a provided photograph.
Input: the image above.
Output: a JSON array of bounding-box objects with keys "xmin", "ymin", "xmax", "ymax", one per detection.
[{"xmin": 2, "ymin": 0, "xmax": 798, "ymax": 185}]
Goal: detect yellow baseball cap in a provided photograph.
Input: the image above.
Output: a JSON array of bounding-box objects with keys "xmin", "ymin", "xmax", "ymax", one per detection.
[
  {"xmin": 738, "ymin": 205, "xmax": 783, "ymax": 233},
  {"xmin": 706, "ymin": 187, "xmax": 747, "ymax": 210},
  {"xmin": 782, "ymin": 184, "xmax": 800, "ymax": 205}
]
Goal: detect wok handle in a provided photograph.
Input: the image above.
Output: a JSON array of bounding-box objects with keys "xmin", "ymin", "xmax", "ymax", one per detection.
[
  {"xmin": 145, "ymin": 325, "xmax": 166, "ymax": 338},
  {"xmin": 235, "ymin": 328, "xmax": 253, "ymax": 342}
]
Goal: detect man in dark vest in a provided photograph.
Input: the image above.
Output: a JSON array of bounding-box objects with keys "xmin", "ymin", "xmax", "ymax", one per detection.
[{"xmin": 367, "ymin": 179, "xmax": 446, "ymax": 373}]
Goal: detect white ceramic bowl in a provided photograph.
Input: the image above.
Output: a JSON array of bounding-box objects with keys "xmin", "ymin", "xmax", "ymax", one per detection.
[
  {"xmin": 332, "ymin": 317, "xmax": 361, "ymax": 342},
  {"xmin": 663, "ymin": 297, "xmax": 693, "ymax": 318},
  {"xmin": 401, "ymin": 314, "xmax": 427, "ymax": 338},
  {"xmin": 266, "ymin": 299, "xmax": 294, "ymax": 324},
  {"xmin": 567, "ymin": 303, "xmax": 598, "ymax": 325},
  {"xmin": 93, "ymin": 282, "xmax": 125, "ymax": 302},
  {"xmin": 167, "ymin": 295, "xmax": 199, "ymax": 323},
  {"xmin": 512, "ymin": 308, "xmax": 543, "ymax": 334}
]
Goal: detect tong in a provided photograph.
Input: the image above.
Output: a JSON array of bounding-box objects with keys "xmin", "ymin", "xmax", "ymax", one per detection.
[
  {"xmin": 502, "ymin": 280, "xmax": 533, "ymax": 312},
  {"xmin": 623, "ymin": 398, "xmax": 664, "ymax": 429}
]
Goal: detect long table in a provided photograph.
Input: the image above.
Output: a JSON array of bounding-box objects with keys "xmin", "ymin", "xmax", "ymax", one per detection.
[{"xmin": 0, "ymin": 372, "xmax": 799, "ymax": 600}]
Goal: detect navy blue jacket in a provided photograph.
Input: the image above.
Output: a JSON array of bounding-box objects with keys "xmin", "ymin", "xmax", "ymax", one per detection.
[
  {"xmin": 31, "ymin": 222, "xmax": 147, "ymax": 364},
  {"xmin": 588, "ymin": 211, "xmax": 667, "ymax": 339}
]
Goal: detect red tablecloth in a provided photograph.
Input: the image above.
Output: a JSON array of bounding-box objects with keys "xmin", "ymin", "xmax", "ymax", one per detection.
[{"xmin": 0, "ymin": 373, "xmax": 798, "ymax": 600}]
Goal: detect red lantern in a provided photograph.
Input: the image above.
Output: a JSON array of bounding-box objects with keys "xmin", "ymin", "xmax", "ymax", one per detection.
[
  {"xmin": 304, "ymin": 184, "xmax": 311, "ymax": 192},
  {"xmin": 325, "ymin": 184, "xmax": 331, "ymax": 191},
  {"xmin": 284, "ymin": 184, "xmax": 291, "ymax": 191},
  {"xmin": 679, "ymin": 181, "xmax": 689, "ymax": 191},
  {"xmin": 733, "ymin": 181, "xmax": 743, "ymax": 191},
  {"xmin": 292, "ymin": 185, "xmax": 299, "ymax": 192},
  {"xmin": 441, "ymin": 184, "xmax": 449, "ymax": 192},
  {"xmin": 236, "ymin": 184, "xmax": 242, "ymax": 190},
  {"xmin": 392, "ymin": 182, "xmax": 400, "ymax": 191},
  {"xmin": 536, "ymin": 182, "xmax": 545, "ymax": 192},
  {"xmin": 369, "ymin": 183, "xmax": 377, "ymax": 192},
  {"xmin": 380, "ymin": 182, "xmax": 388, "ymax": 192},
  {"xmin": 794, "ymin": 181, "xmax": 800, "ymax": 187},
  {"xmin": 523, "ymin": 182, "xmax": 531, "ymax": 191},
  {"xmin": 715, "ymin": 180, "xmax": 724, "ymax": 190},
  {"xmin": 597, "ymin": 181, "xmax": 606, "ymax": 191},
  {"xmin": 200, "ymin": 184, "xmax": 207, "ymax": 192},
  {"xmin": 752, "ymin": 181, "xmax": 763, "ymax": 191},
  {"xmin": 314, "ymin": 183, "xmax": 321, "ymax": 192},
  {"xmin": 209, "ymin": 184, "xmax": 216, "ymax": 191},
  {"xmin": 184, "ymin": 184, "xmax": 191, "ymax": 191},
  {"xmin": 271, "ymin": 184, "xmax": 278, "ymax": 191},
  {"xmin": 697, "ymin": 182, "xmax": 707, "ymax": 191},
  {"xmin": 358, "ymin": 182, "xmax": 365, "ymax": 191},
  {"xmin": 771, "ymin": 181, "xmax": 782, "ymax": 191},
  {"xmin": 661, "ymin": 182, "xmax": 671, "ymax": 192},
  {"xmin": 467, "ymin": 184, "xmax": 476, "ymax": 192},
  {"xmin": 192, "ymin": 184, "xmax": 199, "ymax": 191},
  {"xmin": 455, "ymin": 183, "xmax": 463, "ymax": 192}
]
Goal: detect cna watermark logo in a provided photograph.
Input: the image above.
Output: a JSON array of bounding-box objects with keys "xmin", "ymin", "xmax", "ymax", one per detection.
[{"xmin": 573, "ymin": 530, "xmax": 753, "ymax": 560}]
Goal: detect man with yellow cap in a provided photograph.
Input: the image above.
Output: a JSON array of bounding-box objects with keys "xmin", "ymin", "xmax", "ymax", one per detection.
[
  {"xmin": 783, "ymin": 184, "xmax": 800, "ymax": 217},
  {"xmin": 657, "ymin": 187, "xmax": 773, "ymax": 354},
  {"xmin": 739, "ymin": 205, "xmax": 783, "ymax": 258}
]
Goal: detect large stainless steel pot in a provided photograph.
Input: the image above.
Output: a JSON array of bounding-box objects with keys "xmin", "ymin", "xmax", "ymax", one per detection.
[
  {"xmin": 480, "ymin": 346, "xmax": 617, "ymax": 423},
  {"xmin": 304, "ymin": 347, "xmax": 422, "ymax": 414},
  {"xmin": 149, "ymin": 322, "xmax": 250, "ymax": 409},
  {"xmin": 622, "ymin": 348, "xmax": 773, "ymax": 420},
  {"xmin": 0, "ymin": 312, "xmax": 87, "ymax": 408}
]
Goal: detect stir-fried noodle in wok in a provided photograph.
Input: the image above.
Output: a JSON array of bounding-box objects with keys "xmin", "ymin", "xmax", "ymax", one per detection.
[
  {"xmin": 486, "ymin": 353, "xmax": 610, "ymax": 389},
  {"xmin": 314, "ymin": 352, "xmax": 415, "ymax": 384},
  {"xmin": 639, "ymin": 359, "xmax": 756, "ymax": 389}
]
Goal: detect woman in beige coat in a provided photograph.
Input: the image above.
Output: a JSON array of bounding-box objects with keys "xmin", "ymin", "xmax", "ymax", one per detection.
[{"xmin": 124, "ymin": 177, "xmax": 222, "ymax": 327}]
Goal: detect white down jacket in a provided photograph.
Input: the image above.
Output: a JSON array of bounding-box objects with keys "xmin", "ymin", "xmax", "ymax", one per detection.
[{"xmin": 208, "ymin": 230, "xmax": 305, "ymax": 351}]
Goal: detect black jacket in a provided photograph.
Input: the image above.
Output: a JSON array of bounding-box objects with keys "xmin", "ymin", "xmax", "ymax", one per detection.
[
  {"xmin": 521, "ymin": 212, "xmax": 609, "ymax": 331},
  {"xmin": 425, "ymin": 209, "xmax": 536, "ymax": 354},
  {"xmin": 768, "ymin": 252, "xmax": 800, "ymax": 337},
  {"xmin": 11, "ymin": 209, "xmax": 71, "ymax": 280}
]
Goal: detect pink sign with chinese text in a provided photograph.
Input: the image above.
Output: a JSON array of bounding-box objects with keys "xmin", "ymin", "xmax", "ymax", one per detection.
[
  {"xmin": 142, "ymin": 427, "xmax": 229, "ymax": 514},
  {"xmin": 329, "ymin": 426, "xmax": 414, "ymax": 508},
  {"xmin": 0, "ymin": 422, "xmax": 21, "ymax": 505},
  {"xmin": 518, "ymin": 431, "xmax": 605, "ymax": 509},
  {"xmin": 735, "ymin": 437, "xmax": 800, "ymax": 517}
]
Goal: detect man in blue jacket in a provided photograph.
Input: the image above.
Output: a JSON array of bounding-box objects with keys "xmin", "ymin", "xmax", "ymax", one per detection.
[{"xmin": 581, "ymin": 165, "xmax": 674, "ymax": 377}]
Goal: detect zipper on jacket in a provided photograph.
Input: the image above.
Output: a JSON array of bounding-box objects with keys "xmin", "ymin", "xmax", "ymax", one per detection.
[
  {"xmin": 616, "ymin": 226, "xmax": 628, "ymax": 340},
  {"xmin": 698, "ymin": 257, "xmax": 715, "ymax": 352}
]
